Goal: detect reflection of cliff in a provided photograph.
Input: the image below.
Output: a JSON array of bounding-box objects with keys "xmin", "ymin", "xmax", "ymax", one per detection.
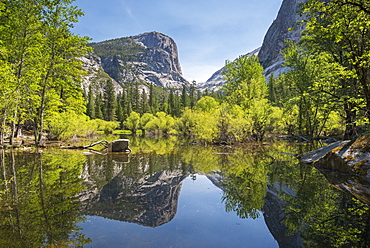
[
  {"xmin": 84, "ymin": 170, "xmax": 187, "ymax": 227},
  {"xmin": 262, "ymin": 189, "xmax": 303, "ymax": 248},
  {"xmin": 315, "ymin": 166, "xmax": 370, "ymax": 205},
  {"xmin": 78, "ymin": 154, "xmax": 188, "ymax": 227}
]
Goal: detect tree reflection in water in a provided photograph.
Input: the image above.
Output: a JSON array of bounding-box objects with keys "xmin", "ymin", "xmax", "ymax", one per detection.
[
  {"xmin": 0, "ymin": 137, "xmax": 370, "ymax": 247},
  {"xmin": 0, "ymin": 149, "xmax": 90, "ymax": 247}
]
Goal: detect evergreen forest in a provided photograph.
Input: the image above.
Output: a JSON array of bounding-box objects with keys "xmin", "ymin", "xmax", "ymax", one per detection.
[{"xmin": 0, "ymin": 0, "xmax": 370, "ymax": 146}]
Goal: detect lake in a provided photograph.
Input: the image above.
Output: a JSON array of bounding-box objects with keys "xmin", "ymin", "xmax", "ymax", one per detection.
[{"xmin": 0, "ymin": 136, "xmax": 369, "ymax": 247}]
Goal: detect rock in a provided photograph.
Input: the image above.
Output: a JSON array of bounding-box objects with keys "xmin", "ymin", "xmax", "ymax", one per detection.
[
  {"xmin": 299, "ymin": 140, "xmax": 351, "ymax": 164},
  {"xmin": 89, "ymin": 31, "xmax": 188, "ymax": 89},
  {"xmin": 259, "ymin": 0, "xmax": 310, "ymax": 77},
  {"xmin": 300, "ymin": 136, "xmax": 370, "ymax": 175},
  {"xmin": 111, "ymin": 139, "xmax": 131, "ymax": 153},
  {"xmin": 301, "ymin": 135, "xmax": 370, "ymax": 204}
]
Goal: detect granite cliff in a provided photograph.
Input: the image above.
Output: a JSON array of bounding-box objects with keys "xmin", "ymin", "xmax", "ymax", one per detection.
[
  {"xmin": 259, "ymin": 0, "xmax": 309, "ymax": 77},
  {"xmin": 198, "ymin": 0, "xmax": 309, "ymax": 91},
  {"xmin": 82, "ymin": 31, "xmax": 188, "ymax": 92},
  {"xmin": 197, "ymin": 47, "xmax": 260, "ymax": 92}
]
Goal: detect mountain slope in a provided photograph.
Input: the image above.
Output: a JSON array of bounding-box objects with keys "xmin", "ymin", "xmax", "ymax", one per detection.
[
  {"xmin": 259, "ymin": 0, "xmax": 309, "ymax": 76},
  {"xmin": 87, "ymin": 31, "xmax": 188, "ymax": 89},
  {"xmin": 197, "ymin": 47, "xmax": 260, "ymax": 91}
]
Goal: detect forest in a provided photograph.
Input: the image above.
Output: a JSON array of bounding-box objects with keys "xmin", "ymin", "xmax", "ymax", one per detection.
[{"xmin": 0, "ymin": 0, "xmax": 370, "ymax": 146}]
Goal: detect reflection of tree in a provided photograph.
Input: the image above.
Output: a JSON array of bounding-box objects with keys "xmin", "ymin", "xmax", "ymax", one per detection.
[
  {"xmin": 0, "ymin": 150, "xmax": 90, "ymax": 247},
  {"xmin": 220, "ymin": 150, "xmax": 270, "ymax": 219},
  {"xmin": 267, "ymin": 146, "xmax": 370, "ymax": 247}
]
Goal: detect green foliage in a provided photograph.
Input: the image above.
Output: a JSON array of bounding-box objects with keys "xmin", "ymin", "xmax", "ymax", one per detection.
[
  {"xmin": 88, "ymin": 37, "xmax": 146, "ymax": 58},
  {"xmin": 0, "ymin": 0, "xmax": 91, "ymax": 145},
  {"xmin": 146, "ymin": 112, "xmax": 175, "ymax": 135},
  {"xmin": 124, "ymin": 111, "xmax": 141, "ymax": 134},
  {"xmin": 0, "ymin": 150, "xmax": 90, "ymax": 247},
  {"xmin": 300, "ymin": 0, "xmax": 370, "ymax": 135},
  {"xmin": 222, "ymin": 55, "xmax": 266, "ymax": 109}
]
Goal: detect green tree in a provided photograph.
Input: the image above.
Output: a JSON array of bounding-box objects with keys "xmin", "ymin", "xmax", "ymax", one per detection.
[
  {"xmin": 149, "ymin": 83, "xmax": 158, "ymax": 113},
  {"xmin": 86, "ymin": 85, "xmax": 96, "ymax": 119},
  {"xmin": 103, "ymin": 80, "xmax": 116, "ymax": 121},
  {"xmin": 280, "ymin": 41, "xmax": 341, "ymax": 138},
  {"xmin": 125, "ymin": 111, "xmax": 140, "ymax": 134},
  {"xmin": 0, "ymin": 0, "xmax": 91, "ymax": 145},
  {"xmin": 181, "ymin": 85, "xmax": 190, "ymax": 108},
  {"xmin": 222, "ymin": 55, "xmax": 266, "ymax": 109},
  {"xmin": 140, "ymin": 89, "xmax": 150, "ymax": 114},
  {"xmin": 95, "ymin": 93, "xmax": 104, "ymax": 119},
  {"xmin": 301, "ymin": 0, "xmax": 370, "ymax": 136}
]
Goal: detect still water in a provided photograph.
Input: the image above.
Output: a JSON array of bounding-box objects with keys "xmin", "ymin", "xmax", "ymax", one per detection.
[{"xmin": 0, "ymin": 136, "xmax": 369, "ymax": 247}]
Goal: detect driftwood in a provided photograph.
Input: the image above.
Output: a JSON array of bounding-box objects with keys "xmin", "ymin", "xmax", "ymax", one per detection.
[
  {"xmin": 61, "ymin": 140, "xmax": 109, "ymax": 150},
  {"xmin": 61, "ymin": 139, "xmax": 131, "ymax": 153}
]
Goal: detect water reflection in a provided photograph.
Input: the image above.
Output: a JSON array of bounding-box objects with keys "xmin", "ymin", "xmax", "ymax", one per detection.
[
  {"xmin": 0, "ymin": 149, "xmax": 90, "ymax": 247},
  {"xmin": 79, "ymin": 153, "xmax": 188, "ymax": 227},
  {"xmin": 0, "ymin": 139, "xmax": 370, "ymax": 247}
]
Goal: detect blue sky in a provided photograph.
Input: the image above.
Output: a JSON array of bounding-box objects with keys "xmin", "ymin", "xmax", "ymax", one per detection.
[{"xmin": 72, "ymin": 0, "xmax": 282, "ymax": 83}]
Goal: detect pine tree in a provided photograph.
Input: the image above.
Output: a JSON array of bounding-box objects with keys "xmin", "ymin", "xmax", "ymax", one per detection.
[
  {"xmin": 149, "ymin": 83, "xmax": 158, "ymax": 113},
  {"xmin": 95, "ymin": 93, "xmax": 104, "ymax": 119},
  {"xmin": 103, "ymin": 79, "xmax": 116, "ymax": 121},
  {"xmin": 181, "ymin": 85, "xmax": 190, "ymax": 109},
  {"xmin": 140, "ymin": 89, "xmax": 150, "ymax": 114},
  {"xmin": 86, "ymin": 85, "xmax": 96, "ymax": 119}
]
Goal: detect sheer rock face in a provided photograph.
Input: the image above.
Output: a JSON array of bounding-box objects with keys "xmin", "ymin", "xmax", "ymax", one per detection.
[
  {"xmin": 259, "ymin": 0, "xmax": 309, "ymax": 76},
  {"xmin": 83, "ymin": 31, "xmax": 188, "ymax": 90},
  {"xmin": 198, "ymin": 0, "xmax": 310, "ymax": 91}
]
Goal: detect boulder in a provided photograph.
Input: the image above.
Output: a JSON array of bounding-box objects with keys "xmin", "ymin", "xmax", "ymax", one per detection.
[
  {"xmin": 300, "ymin": 135, "xmax": 370, "ymax": 203},
  {"xmin": 111, "ymin": 139, "xmax": 131, "ymax": 153},
  {"xmin": 300, "ymin": 135, "xmax": 370, "ymax": 177}
]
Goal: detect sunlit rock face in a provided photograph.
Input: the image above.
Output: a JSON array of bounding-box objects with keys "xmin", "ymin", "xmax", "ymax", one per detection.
[
  {"xmin": 85, "ymin": 31, "xmax": 188, "ymax": 89},
  {"xmin": 199, "ymin": 0, "xmax": 311, "ymax": 91},
  {"xmin": 259, "ymin": 0, "xmax": 309, "ymax": 77}
]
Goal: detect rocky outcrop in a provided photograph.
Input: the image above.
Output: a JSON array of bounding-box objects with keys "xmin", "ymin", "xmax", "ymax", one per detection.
[
  {"xmin": 300, "ymin": 135, "xmax": 370, "ymax": 204},
  {"xmin": 89, "ymin": 31, "xmax": 188, "ymax": 89},
  {"xmin": 80, "ymin": 53, "xmax": 122, "ymax": 94},
  {"xmin": 259, "ymin": 0, "xmax": 309, "ymax": 77}
]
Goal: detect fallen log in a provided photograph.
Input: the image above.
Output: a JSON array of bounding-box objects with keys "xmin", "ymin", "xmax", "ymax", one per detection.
[{"xmin": 61, "ymin": 139, "xmax": 131, "ymax": 153}]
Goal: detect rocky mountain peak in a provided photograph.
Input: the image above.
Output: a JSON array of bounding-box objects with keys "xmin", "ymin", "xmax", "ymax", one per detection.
[
  {"xmin": 83, "ymin": 31, "xmax": 188, "ymax": 91},
  {"xmin": 259, "ymin": 0, "xmax": 309, "ymax": 76}
]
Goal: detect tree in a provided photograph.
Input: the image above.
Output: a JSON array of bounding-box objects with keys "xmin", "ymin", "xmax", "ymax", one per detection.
[
  {"xmin": 301, "ymin": 0, "xmax": 370, "ymax": 136},
  {"xmin": 149, "ymin": 83, "xmax": 158, "ymax": 113},
  {"xmin": 86, "ymin": 85, "xmax": 96, "ymax": 119},
  {"xmin": 140, "ymin": 89, "xmax": 150, "ymax": 114},
  {"xmin": 222, "ymin": 55, "xmax": 266, "ymax": 109},
  {"xmin": 124, "ymin": 111, "xmax": 140, "ymax": 134},
  {"xmin": 280, "ymin": 41, "xmax": 341, "ymax": 138},
  {"xmin": 181, "ymin": 85, "xmax": 190, "ymax": 108},
  {"xmin": 103, "ymin": 80, "xmax": 116, "ymax": 121},
  {"xmin": 0, "ymin": 0, "xmax": 91, "ymax": 145}
]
